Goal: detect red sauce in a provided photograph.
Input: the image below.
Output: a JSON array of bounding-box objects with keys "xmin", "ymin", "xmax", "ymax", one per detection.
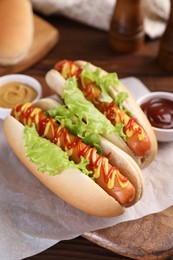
[
  {"xmin": 55, "ymin": 60, "xmax": 82, "ymax": 79},
  {"xmin": 78, "ymin": 140, "xmax": 90, "ymax": 157},
  {"xmin": 100, "ymin": 101, "xmax": 118, "ymax": 125},
  {"xmin": 39, "ymin": 117, "xmax": 50, "ymax": 136},
  {"xmin": 124, "ymin": 118, "xmax": 142, "ymax": 135},
  {"xmin": 141, "ymin": 98, "xmax": 173, "ymax": 129},
  {"xmin": 104, "ymin": 167, "xmax": 114, "ymax": 183},
  {"xmin": 82, "ymin": 82, "xmax": 93, "ymax": 97},
  {"xmin": 119, "ymin": 174, "xmax": 128, "ymax": 183}
]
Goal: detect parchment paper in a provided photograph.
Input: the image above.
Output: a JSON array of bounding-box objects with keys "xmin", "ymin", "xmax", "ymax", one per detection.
[{"xmin": 0, "ymin": 78, "xmax": 173, "ymax": 260}]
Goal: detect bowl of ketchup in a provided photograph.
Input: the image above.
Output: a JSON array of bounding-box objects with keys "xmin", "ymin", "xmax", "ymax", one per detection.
[{"xmin": 137, "ymin": 91, "xmax": 173, "ymax": 142}]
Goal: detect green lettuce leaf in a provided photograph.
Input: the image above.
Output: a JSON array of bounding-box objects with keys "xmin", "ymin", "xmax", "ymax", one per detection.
[
  {"xmin": 63, "ymin": 77, "xmax": 115, "ymax": 135},
  {"xmin": 115, "ymin": 91, "xmax": 129, "ymax": 109},
  {"xmin": 24, "ymin": 125, "xmax": 91, "ymax": 176},
  {"xmin": 47, "ymin": 105, "xmax": 102, "ymax": 153},
  {"xmin": 48, "ymin": 70, "xmax": 129, "ymax": 148},
  {"xmin": 114, "ymin": 123, "xmax": 127, "ymax": 141},
  {"xmin": 81, "ymin": 63, "xmax": 102, "ymax": 83},
  {"xmin": 81, "ymin": 63, "xmax": 120, "ymax": 102}
]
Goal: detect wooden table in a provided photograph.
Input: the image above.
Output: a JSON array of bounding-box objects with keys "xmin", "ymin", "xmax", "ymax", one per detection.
[{"xmin": 22, "ymin": 14, "xmax": 173, "ymax": 260}]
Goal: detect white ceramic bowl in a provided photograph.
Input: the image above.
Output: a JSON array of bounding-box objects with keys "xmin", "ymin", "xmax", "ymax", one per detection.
[
  {"xmin": 137, "ymin": 91, "xmax": 173, "ymax": 142},
  {"xmin": 0, "ymin": 74, "xmax": 42, "ymax": 119}
]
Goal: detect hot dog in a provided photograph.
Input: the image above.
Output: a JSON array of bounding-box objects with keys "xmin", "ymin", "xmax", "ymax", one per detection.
[
  {"xmin": 3, "ymin": 98, "xmax": 143, "ymax": 217},
  {"xmin": 45, "ymin": 60, "xmax": 158, "ymax": 169}
]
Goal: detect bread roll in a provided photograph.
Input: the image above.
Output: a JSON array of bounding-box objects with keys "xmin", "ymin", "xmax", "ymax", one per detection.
[
  {"xmin": 0, "ymin": 0, "xmax": 34, "ymax": 65},
  {"xmin": 3, "ymin": 116, "xmax": 124, "ymax": 217}
]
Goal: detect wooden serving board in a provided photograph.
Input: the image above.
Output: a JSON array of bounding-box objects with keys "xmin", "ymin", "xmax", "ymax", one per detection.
[
  {"xmin": 0, "ymin": 15, "xmax": 59, "ymax": 76},
  {"xmin": 83, "ymin": 206, "xmax": 173, "ymax": 259}
]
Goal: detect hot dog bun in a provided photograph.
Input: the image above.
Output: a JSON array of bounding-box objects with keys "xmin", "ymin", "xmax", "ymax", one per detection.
[
  {"xmin": 3, "ymin": 116, "xmax": 124, "ymax": 217},
  {"xmin": 34, "ymin": 97, "xmax": 143, "ymax": 207},
  {"xmin": 45, "ymin": 60, "xmax": 158, "ymax": 169},
  {"xmin": 0, "ymin": 0, "xmax": 34, "ymax": 65},
  {"xmin": 3, "ymin": 98, "xmax": 143, "ymax": 217},
  {"xmin": 75, "ymin": 60, "xmax": 158, "ymax": 168}
]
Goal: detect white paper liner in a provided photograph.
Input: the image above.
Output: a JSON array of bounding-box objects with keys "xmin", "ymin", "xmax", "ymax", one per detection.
[{"xmin": 0, "ymin": 77, "xmax": 173, "ymax": 260}]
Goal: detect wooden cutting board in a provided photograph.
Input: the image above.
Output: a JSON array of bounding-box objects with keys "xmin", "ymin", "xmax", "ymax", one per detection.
[
  {"xmin": 0, "ymin": 15, "xmax": 59, "ymax": 76},
  {"xmin": 83, "ymin": 206, "xmax": 173, "ymax": 259}
]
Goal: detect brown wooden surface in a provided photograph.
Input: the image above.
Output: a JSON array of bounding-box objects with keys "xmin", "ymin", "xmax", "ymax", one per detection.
[
  {"xmin": 0, "ymin": 15, "xmax": 59, "ymax": 76},
  {"xmin": 83, "ymin": 206, "xmax": 173, "ymax": 260},
  {"xmin": 9, "ymin": 13, "xmax": 173, "ymax": 260}
]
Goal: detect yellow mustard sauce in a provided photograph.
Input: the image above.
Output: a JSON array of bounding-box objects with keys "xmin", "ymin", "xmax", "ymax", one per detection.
[{"xmin": 0, "ymin": 82, "xmax": 37, "ymax": 108}]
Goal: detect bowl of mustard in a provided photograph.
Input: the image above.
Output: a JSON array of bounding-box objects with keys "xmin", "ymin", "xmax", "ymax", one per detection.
[{"xmin": 0, "ymin": 74, "xmax": 42, "ymax": 119}]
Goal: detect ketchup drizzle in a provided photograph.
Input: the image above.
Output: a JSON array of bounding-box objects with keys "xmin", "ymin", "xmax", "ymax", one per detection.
[
  {"xmin": 55, "ymin": 60, "xmax": 82, "ymax": 79},
  {"xmin": 124, "ymin": 118, "xmax": 142, "ymax": 135},
  {"xmin": 38, "ymin": 117, "xmax": 51, "ymax": 136}
]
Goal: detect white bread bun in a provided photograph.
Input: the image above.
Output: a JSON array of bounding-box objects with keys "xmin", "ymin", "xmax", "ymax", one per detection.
[
  {"xmin": 3, "ymin": 115, "xmax": 124, "ymax": 217},
  {"xmin": 34, "ymin": 97, "xmax": 144, "ymax": 208},
  {"xmin": 75, "ymin": 60, "xmax": 158, "ymax": 169},
  {"xmin": 0, "ymin": 0, "xmax": 34, "ymax": 65},
  {"xmin": 34, "ymin": 97, "xmax": 61, "ymax": 111}
]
